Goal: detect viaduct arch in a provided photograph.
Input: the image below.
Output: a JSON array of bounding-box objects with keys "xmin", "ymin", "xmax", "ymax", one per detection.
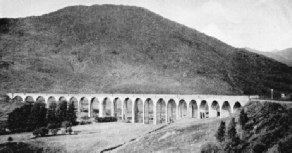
[{"xmin": 7, "ymin": 93, "xmax": 253, "ymax": 125}]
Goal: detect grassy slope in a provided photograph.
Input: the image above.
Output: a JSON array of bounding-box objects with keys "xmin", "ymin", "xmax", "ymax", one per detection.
[
  {"xmin": 116, "ymin": 118, "xmax": 227, "ymax": 153},
  {"xmin": 0, "ymin": 5, "xmax": 292, "ymax": 95}
]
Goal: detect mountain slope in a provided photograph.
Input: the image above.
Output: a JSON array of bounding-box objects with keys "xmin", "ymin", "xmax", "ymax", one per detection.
[
  {"xmin": 273, "ymin": 48, "xmax": 292, "ymax": 67},
  {"xmin": 1, "ymin": 4, "xmax": 292, "ymax": 96},
  {"xmin": 246, "ymin": 47, "xmax": 292, "ymax": 67}
]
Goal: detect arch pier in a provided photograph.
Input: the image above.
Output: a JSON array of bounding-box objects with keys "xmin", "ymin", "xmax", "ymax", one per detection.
[{"xmin": 7, "ymin": 93, "xmax": 252, "ymax": 125}]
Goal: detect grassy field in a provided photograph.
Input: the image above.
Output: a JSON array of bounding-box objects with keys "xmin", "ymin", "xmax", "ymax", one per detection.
[
  {"xmin": 0, "ymin": 122, "xmax": 163, "ymax": 153},
  {"xmin": 0, "ymin": 117, "xmax": 227, "ymax": 152}
]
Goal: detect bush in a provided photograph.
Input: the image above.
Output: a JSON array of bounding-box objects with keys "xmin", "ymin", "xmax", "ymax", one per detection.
[
  {"xmin": 93, "ymin": 109, "xmax": 99, "ymax": 114},
  {"xmin": 200, "ymin": 142, "xmax": 222, "ymax": 153},
  {"xmin": 50, "ymin": 129, "xmax": 59, "ymax": 135},
  {"xmin": 62, "ymin": 121, "xmax": 71, "ymax": 129},
  {"xmin": 72, "ymin": 121, "xmax": 79, "ymax": 126},
  {"xmin": 7, "ymin": 137, "xmax": 13, "ymax": 142},
  {"xmin": 32, "ymin": 129, "xmax": 39, "ymax": 137},
  {"xmin": 95, "ymin": 117, "xmax": 117, "ymax": 122},
  {"xmin": 33, "ymin": 127, "xmax": 49, "ymax": 137},
  {"xmin": 79, "ymin": 120, "xmax": 92, "ymax": 125},
  {"xmin": 81, "ymin": 115, "xmax": 91, "ymax": 120},
  {"xmin": 66, "ymin": 127, "xmax": 73, "ymax": 135}
]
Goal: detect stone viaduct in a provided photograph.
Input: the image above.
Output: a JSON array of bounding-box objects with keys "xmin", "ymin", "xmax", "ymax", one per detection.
[{"xmin": 7, "ymin": 93, "xmax": 256, "ymax": 125}]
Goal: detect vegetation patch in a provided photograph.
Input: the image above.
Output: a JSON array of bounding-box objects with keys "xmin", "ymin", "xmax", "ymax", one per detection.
[
  {"xmin": 95, "ymin": 117, "xmax": 117, "ymax": 122},
  {"xmin": 0, "ymin": 141, "xmax": 63, "ymax": 153},
  {"xmin": 0, "ymin": 142, "xmax": 43, "ymax": 153},
  {"xmin": 211, "ymin": 101, "xmax": 292, "ymax": 152},
  {"xmin": 3, "ymin": 97, "xmax": 77, "ymax": 138}
]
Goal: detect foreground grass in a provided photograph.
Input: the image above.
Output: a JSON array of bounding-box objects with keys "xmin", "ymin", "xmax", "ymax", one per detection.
[
  {"xmin": 0, "ymin": 117, "xmax": 230, "ymax": 152},
  {"xmin": 116, "ymin": 117, "xmax": 229, "ymax": 153},
  {"xmin": 0, "ymin": 122, "xmax": 162, "ymax": 153},
  {"xmin": 0, "ymin": 141, "xmax": 64, "ymax": 153}
]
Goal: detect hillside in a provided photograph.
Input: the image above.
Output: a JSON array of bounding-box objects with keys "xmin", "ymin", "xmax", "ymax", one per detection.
[
  {"xmin": 206, "ymin": 101, "xmax": 292, "ymax": 153},
  {"xmin": 1, "ymin": 4, "xmax": 292, "ymax": 96},
  {"xmin": 239, "ymin": 101, "xmax": 292, "ymax": 152},
  {"xmin": 246, "ymin": 47, "xmax": 292, "ymax": 67}
]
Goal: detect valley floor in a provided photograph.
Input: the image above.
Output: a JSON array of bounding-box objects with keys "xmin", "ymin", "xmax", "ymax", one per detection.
[{"xmin": 0, "ymin": 117, "xmax": 227, "ymax": 153}]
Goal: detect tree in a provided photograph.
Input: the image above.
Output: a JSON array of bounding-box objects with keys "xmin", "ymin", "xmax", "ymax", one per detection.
[
  {"xmin": 7, "ymin": 104, "xmax": 32, "ymax": 132},
  {"xmin": 67, "ymin": 127, "xmax": 72, "ymax": 135},
  {"xmin": 39, "ymin": 103, "xmax": 48, "ymax": 127},
  {"xmin": 239, "ymin": 109, "xmax": 248, "ymax": 130},
  {"xmin": 225, "ymin": 118, "xmax": 241, "ymax": 152},
  {"xmin": 227, "ymin": 118, "xmax": 237, "ymax": 139},
  {"xmin": 27, "ymin": 102, "xmax": 47, "ymax": 131},
  {"xmin": 7, "ymin": 108, "xmax": 23, "ymax": 131},
  {"xmin": 66, "ymin": 102, "xmax": 77, "ymax": 124},
  {"xmin": 216, "ymin": 121, "xmax": 226, "ymax": 142},
  {"xmin": 135, "ymin": 103, "xmax": 139, "ymax": 122},
  {"xmin": 56, "ymin": 100, "xmax": 67, "ymax": 124},
  {"xmin": 47, "ymin": 104, "xmax": 57, "ymax": 124},
  {"xmin": 7, "ymin": 137, "xmax": 13, "ymax": 142}
]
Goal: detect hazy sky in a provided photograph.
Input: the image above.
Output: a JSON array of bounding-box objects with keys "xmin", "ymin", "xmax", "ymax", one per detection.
[{"xmin": 1, "ymin": 0, "xmax": 291, "ymax": 51}]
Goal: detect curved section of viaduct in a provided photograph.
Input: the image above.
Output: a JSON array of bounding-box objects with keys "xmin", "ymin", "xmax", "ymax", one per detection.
[{"xmin": 7, "ymin": 93, "xmax": 252, "ymax": 125}]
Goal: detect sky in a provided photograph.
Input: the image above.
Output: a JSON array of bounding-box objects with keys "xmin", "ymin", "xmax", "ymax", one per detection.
[{"xmin": 0, "ymin": 0, "xmax": 291, "ymax": 51}]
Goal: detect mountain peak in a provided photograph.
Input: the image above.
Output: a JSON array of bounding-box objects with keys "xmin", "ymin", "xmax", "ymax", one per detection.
[
  {"xmin": 246, "ymin": 47, "xmax": 292, "ymax": 67},
  {"xmin": 1, "ymin": 5, "xmax": 292, "ymax": 96}
]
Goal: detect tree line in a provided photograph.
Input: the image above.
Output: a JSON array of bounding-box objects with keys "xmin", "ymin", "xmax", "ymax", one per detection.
[{"xmin": 7, "ymin": 100, "xmax": 77, "ymax": 133}]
